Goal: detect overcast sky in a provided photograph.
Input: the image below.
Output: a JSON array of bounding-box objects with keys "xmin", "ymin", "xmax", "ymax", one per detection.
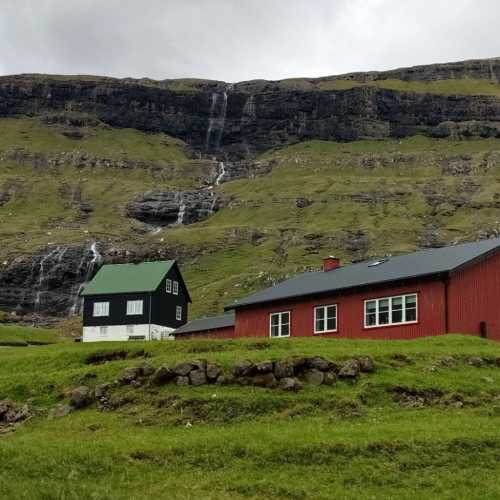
[{"xmin": 0, "ymin": 0, "xmax": 499, "ymax": 82}]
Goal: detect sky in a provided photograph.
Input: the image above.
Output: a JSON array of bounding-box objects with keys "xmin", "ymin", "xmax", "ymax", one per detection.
[{"xmin": 0, "ymin": 0, "xmax": 499, "ymax": 82}]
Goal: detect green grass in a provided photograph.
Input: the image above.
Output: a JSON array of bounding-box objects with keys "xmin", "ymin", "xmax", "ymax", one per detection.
[
  {"xmin": 0, "ymin": 324, "xmax": 62, "ymax": 346},
  {"xmin": 1, "ymin": 334, "xmax": 500, "ymax": 499},
  {"xmin": 281, "ymin": 76, "xmax": 500, "ymax": 96}
]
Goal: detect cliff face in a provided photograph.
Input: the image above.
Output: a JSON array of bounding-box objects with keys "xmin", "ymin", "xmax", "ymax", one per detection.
[{"xmin": 2, "ymin": 58, "xmax": 500, "ymax": 160}]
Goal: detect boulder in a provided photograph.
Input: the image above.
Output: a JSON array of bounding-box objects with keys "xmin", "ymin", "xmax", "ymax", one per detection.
[
  {"xmin": 150, "ymin": 366, "xmax": 175, "ymax": 386},
  {"xmin": 338, "ymin": 359, "xmax": 360, "ymax": 379},
  {"xmin": 191, "ymin": 359, "xmax": 208, "ymax": 371},
  {"xmin": 232, "ymin": 360, "xmax": 256, "ymax": 378},
  {"xmin": 323, "ymin": 372, "xmax": 337, "ymax": 386},
  {"xmin": 49, "ymin": 404, "xmax": 73, "ymax": 419},
  {"xmin": 140, "ymin": 363, "xmax": 155, "ymax": 377},
  {"xmin": 357, "ymin": 356, "xmax": 375, "ymax": 373},
  {"xmin": 303, "ymin": 369, "xmax": 324, "ymax": 386},
  {"xmin": 252, "ymin": 373, "xmax": 277, "ymax": 388},
  {"xmin": 206, "ymin": 363, "xmax": 222, "ymax": 382},
  {"xmin": 95, "ymin": 383, "xmax": 111, "ymax": 399},
  {"xmin": 119, "ymin": 367, "xmax": 142, "ymax": 385},
  {"xmin": 175, "ymin": 376, "xmax": 190, "ymax": 386},
  {"xmin": 274, "ymin": 359, "xmax": 294, "ymax": 379},
  {"xmin": 173, "ymin": 361, "xmax": 194, "ymax": 376},
  {"xmin": 255, "ymin": 360, "xmax": 274, "ymax": 374},
  {"xmin": 287, "ymin": 356, "xmax": 307, "ymax": 372},
  {"xmin": 0, "ymin": 400, "xmax": 31, "ymax": 423},
  {"xmin": 306, "ymin": 356, "xmax": 333, "ymax": 372},
  {"xmin": 278, "ymin": 377, "xmax": 303, "ymax": 392},
  {"xmin": 69, "ymin": 386, "xmax": 93, "ymax": 409},
  {"xmin": 216, "ymin": 374, "xmax": 235, "ymax": 385},
  {"xmin": 189, "ymin": 369, "xmax": 208, "ymax": 386}
]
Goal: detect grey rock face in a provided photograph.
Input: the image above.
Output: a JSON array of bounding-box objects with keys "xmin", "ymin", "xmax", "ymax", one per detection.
[
  {"xmin": 252, "ymin": 372, "xmax": 277, "ymax": 388},
  {"xmin": 303, "ymin": 369, "xmax": 325, "ymax": 386},
  {"xmin": 274, "ymin": 359, "xmax": 295, "ymax": 379},
  {"xmin": 278, "ymin": 377, "xmax": 303, "ymax": 391},
  {"xmin": 189, "ymin": 369, "xmax": 208, "ymax": 386},
  {"xmin": 151, "ymin": 366, "xmax": 175, "ymax": 386},
  {"xmin": 69, "ymin": 386, "xmax": 93, "ymax": 409},
  {"xmin": 119, "ymin": 367, "xmax": 142, "ymax": 385},
  {"xmin": 338, "ymin": 360, "xmax": 361, "ymax": 379},
  {"xmin": 173, "ymin": 362, "xmax": 194, "ymax": 377},
  {"xmin": 126, "ymin": 189, "xmax": 219, "ymax": 227},
  {"xmin": 0, "ymin": 241, "xmax": 102, "ymax": 317},
  {"xmin": 206, "ymin": 363, "xmax": 222, "ymax": 381},
  {"xmin": 232, "ymin": 360, "xmax": 256, "ymax": 378}
]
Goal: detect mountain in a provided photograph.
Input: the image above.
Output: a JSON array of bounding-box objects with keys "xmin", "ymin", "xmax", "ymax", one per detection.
[{"xmin": 2, "ymin": 57, "xmax": 500, "ymax": 321}]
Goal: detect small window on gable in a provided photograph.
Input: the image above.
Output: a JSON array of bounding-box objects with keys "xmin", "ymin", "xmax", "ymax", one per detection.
[
  {"xmin": 176, "ymin": 305, "xmax": 182, "ymax": 321},
  {"xmin": 127, "ymin": 300, "xmax": 143, "ymax": 316},
  {"xmin": 93, "ymin": 302, "xmax": 109, "ymax": 317},
  {"xmin": 166, "ymin": 279, "xmax": 172, "ymax": 293},
  {"xmin": 173, "ymin": 281, "xmax": 179, "ymax": 295}
]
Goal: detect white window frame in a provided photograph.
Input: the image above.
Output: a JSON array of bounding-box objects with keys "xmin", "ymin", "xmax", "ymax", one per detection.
[
  {"xmin": 126, "ymin": 300, "xmax": 143, "ymax": 316},
  {"xmin": 269, "ymin": 311, "xmax": 291, "ymax": 338},
  {"xmin": 364, "ymin": 293, "xmax": 418, "ymax": 328},
  {"xmin": 166, "ymin": 279, "xmax": 172, "ymax": 293},
  {"xmin": 173, "ymin": 281, "xmax": 179, "ymax": 295},
  {"xmin": 314, "ymin": 304, "xmax": 338, "ymax": 334},
  {"xmin": 93, "ymin": 302, "xmax": 109, "ymax": 317},
  {"xmin": 176, "ymin": 305, "xmax": 182, "ymax": 321}
]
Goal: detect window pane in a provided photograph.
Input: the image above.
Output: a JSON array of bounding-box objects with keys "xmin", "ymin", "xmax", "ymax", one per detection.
[
  {"xmin": 281, "ymin": 323, "xmax": 290, "ymax": 337},
  {"xmin": 326, "ymin": 316, "xmax": 337, "ymax": 331},
  {"xmin": 406, "ymin": 307, "xmax": 417, "ymax": 322},
  {"xmin": 405, "ymin": 295, "xmax": 417, "ymax": 308},
  {"xmin": 271, "ymin": 314, "xmax": 280, "ymax": 327},
  {"xmin": 391, "ymin": 297, "xmax": 403, "ymax": 323},
  {"xmin": 366, "ymin": 313, "xmax": 377, "ymax": 326},
  {"xmin": 281, "ymin": 312, "xmax": 290, "ymax": 325},
  {"xmin": 366, "ymin": 301, "xmax": 376, "ymax": 314},
  {"xmin": 270, "ymin": 324, "xmax": 280, "ymax": 337},
  {"xmin": 378, "ymin": 299, "xmax": 390, "ymax": 325},
  {"xmin": 166, "ymin": 279, "xmax": 172, "ymax": 292},
  {"xmin": 326, "ymin": 306, "xmax": 336, "ymax": 320},
  {"xmin": 316, "ymin": 307, "xmax": 325, "ymax": 320},
  {"xmin": 316, "ymin": 318, "xmax": 325, "ymax": 332}
]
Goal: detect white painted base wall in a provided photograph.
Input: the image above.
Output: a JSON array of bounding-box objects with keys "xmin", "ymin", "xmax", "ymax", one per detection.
[{"xmin": 82, "ymin": 324, "xmax": 175, "ymax": 342}]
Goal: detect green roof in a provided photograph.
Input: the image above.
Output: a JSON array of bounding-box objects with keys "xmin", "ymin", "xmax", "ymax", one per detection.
[{"xmin": 81, "ymin": 260, "xmax": 175, "ymax": 296}]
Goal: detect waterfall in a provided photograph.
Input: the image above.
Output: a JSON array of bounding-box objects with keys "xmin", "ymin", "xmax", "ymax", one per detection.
[
  {"xmin": 205, "ymin": 84, "xmax": 232, "ymax": 151},
  {"xmin": 68, "ymin": 241, "xmax": 103, "ymax": 316},
  {"xmin": 176, "ymin": 201, "xmax": 187, "ymax": 225},
  {"xmin": 34, "ymin": 246, "xmax": 65, "ymax": 313},
  {"xmin": 215, "ymin": 161, "xmax": 226, "ymax": 185}
]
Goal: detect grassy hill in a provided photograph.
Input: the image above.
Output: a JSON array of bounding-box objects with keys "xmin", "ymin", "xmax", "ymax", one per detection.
[
  {"xmin": 0, "ymin": 334, "xmax": 500, "ymax": 498},
  {"xmin": 3, "ymin": 115, "xmax": 500, "ymax": 318}
]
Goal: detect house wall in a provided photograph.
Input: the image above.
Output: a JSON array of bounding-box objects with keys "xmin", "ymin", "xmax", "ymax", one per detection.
[
  {"xmin": 152, "ymin": 266, "xmax": 189, "ymax": 328},
  {"xmin": 83, "ymin": 324, "xmax": 174, "ymax": 342},
  {"xmin": 83, "ymin": 292, "xmax": 151, "ymax": 327},
  {"xmin": 448, "ymin": 250, "xmax": 500, "ymax": 340},
  {"xmin": 175, "ymin": 326, "xmax": 235, "ymax": 340},
  {"xmin": 234, "ymin": 279, "xmax": 447, "ymax": 340}
]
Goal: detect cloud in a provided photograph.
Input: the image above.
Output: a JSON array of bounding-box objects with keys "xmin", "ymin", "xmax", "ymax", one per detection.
[{"xmin": 0, "ymin": 0, "xmax": 498, "ymax": 81}]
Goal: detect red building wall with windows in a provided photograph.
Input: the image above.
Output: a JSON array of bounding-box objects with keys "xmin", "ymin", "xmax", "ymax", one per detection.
[
  {"xmin": 234, "ymin": 279, "xmax": 447, "ymax": 340},
  {"xmin": 448, "ymin": 251, "xmax": 500, "ymax": 341}
]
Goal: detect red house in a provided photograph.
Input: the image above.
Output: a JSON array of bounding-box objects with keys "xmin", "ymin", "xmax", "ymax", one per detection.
[{"xmin": 175, "ymin": 238, "xmax": 500, "ymax": 341}]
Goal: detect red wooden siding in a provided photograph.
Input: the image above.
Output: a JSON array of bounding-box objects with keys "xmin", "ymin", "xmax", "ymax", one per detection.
[
  {"xmin": 448, "ymin": 251, "xmax": 500, "ymax": 340},
  {"xmin": 234, "ymin": 280, "xmax": 447, "ymax": 340},
  {"xmin": 175, "ymin": 326, "xmax": 235, "ymax": 340}
]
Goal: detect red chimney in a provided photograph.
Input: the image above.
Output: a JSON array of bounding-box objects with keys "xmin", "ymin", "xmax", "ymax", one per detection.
[{"xmin": 323, "ymin": 256, "xmax": 340, "ymax": 272}]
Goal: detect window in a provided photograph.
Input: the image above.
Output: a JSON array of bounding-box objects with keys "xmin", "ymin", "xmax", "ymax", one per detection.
[
  {"xmin": 314, "ymin": 305, "xmax": 337, "ymax": 333},
  {"xmin": 126, "ymin": 300, "xmax": 143, "ymax": 316},
  {"xmin": 364, "ymin": 294, "xmax": 418, "ymax": 328},
  {"xmin": 173, "ymin": 281, "xmax": 179, "ymax": 295},
  {"xmin": 269, "ymin": 312, "xmax": 290, "ymax": 338},
  {"xmin": 99, "ymin": 326, "xmax": 108, "ymax": 337},
  {"xmin": 176, "ymin": 305, "xmax": 182, "ymax": 321},
  {"xmin": 166, "ymin": 279, "xmax": 172, "ymax": 293},
  {"xmin": 126, "ymin": 325, "xmax": 134, "ymax": 335},
  {"xmin": 93, "ymin": 302, "xmax": 109, "ymax": 317}
]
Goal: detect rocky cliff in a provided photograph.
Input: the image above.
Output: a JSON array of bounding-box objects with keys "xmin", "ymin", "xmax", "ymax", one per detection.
[{"xmin": 2, "ymin": 58, "xmax": 500, "ymax": 160}]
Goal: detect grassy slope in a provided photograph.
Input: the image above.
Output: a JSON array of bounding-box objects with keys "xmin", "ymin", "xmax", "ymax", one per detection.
[
  {"xmin": 1, "ymin": 335, "xmax": 500, "ymax": 499},
  {"xmin": 3, "ymin": 117, "xmax": 500, "ymax": 318},
  {"xmin": 0, "ymin": 324, "xmax": 61, "ymax": 346}
]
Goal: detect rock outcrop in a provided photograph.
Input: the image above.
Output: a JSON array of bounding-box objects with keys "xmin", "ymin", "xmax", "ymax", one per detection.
[
  {"xmin": 126, "ymin": 189, "xmax": 220, "ymax": 227},
  {"xmin": 2, "ymin": 58, "xmax": 500, "ymax": 159}
]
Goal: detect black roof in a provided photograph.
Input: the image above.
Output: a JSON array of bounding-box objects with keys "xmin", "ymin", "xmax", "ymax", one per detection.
[
  {"xmin": 174, "ymin": 312, "xmax": 235, "ymax": 335},
  {"xmin": 227, "ymin": 238, "xmax": 500, "ymax": 310}
]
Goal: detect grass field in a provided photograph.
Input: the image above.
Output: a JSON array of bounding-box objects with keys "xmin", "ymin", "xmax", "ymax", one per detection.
[
  {"xmin": 1, "ymin": 334, "xmax": 500, "ymax": 499},
  {"xmin": 0, "ymin": 324, "xmax": 62, "ymax": 346}
]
